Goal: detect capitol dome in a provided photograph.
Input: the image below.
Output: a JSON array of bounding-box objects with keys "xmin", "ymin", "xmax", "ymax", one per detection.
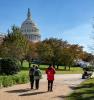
[{"xmin": 21, "ymin": 8, "xmax": 41, "ymax": 42}]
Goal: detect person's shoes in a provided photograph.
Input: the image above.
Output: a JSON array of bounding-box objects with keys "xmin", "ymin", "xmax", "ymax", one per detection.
[
  {"xmin": 50, "ymin": 90, "xmax": 53, "ymax": 92},
  {"xmin": 35, "ymin": 88, "xmax": 39, "ymax": 90},
  {"xmin": 31, "ymin": 87, "xmax": 33, "ymax": 90},
  {"xmin": 48, "ymin": 89, "xmax": 50, "ymax": 92}
]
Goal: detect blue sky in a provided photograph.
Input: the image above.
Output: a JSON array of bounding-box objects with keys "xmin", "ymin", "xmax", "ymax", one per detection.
[{"xmin": 0, "ymin": 0, "xmax": 94, "ymax": 52}]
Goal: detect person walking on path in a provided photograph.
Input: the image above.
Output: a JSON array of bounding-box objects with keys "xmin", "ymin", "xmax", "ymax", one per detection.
[
  {"xmin": 34, "ymin": 65, "xmax": 42, "ymax": 89},
  {"xmin": 46, "ymin": 65, "xmax": 56, "ymax": 92},
  {"xmin": 29, "ymin": 65, "xmax": 35, "ymax": 89}
]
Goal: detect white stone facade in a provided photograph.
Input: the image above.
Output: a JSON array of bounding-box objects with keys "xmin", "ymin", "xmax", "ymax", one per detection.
[{"xmin": 21, "ymin": 8, "xmax": 41, "ymax": 42}]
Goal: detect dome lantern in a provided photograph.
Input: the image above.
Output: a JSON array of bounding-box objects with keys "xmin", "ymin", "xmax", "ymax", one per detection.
[{"xmin": 27, "ymin": 8, "xmax": 31, "ymax": 20}]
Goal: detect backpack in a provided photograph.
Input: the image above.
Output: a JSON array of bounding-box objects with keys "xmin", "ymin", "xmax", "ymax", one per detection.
[{"xmin": 34, "ymin": 70, "xmax": 40, "ymax": 76}]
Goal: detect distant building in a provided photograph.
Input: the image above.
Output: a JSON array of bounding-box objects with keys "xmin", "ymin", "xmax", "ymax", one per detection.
[
  {"xmin": 21, "ymin": 8, "xmax": 41, "ymax": 42},
  {"xmin": 0, "ymin": 8, "xmax": 41, "ymax": 43}
]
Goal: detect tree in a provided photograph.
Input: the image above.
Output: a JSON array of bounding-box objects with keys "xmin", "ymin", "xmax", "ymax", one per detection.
[
  {"xmin": 62, "ymin": 44, "xmax": 83, "ymax": 70},
  {"xmin": 60, "ymin": 48, "xmax": 73, "ymax": 70},
  {"xmin": 37, "ymin": 38, "xmax": 68, "ymax": 69},
  {"xmin": 0, "ymin": 26, "xmax": 29, "ymax": 64},
  {"xmin": 37, "ymin": 41, "xmax": 54, "ymax": 65},
  {"xmin": 36, "ymin": 38, "xmax": 84, "ymax": 70},
  {"xmin": 81, "ymin": 52, "xmax": 94, "ymax": 62},
  {"xmin": 25, "ymin": 42, "xmax": 39, "ymax": 68}
]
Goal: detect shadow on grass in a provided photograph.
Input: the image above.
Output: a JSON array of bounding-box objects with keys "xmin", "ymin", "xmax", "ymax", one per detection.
[
  {"xmin": 58, "ymin": 94, "xmax": 94, "ymax": 100},
  {"xmin": 19, "ymin": 91, "xmax": 48, "ymax": 96},
  {"xmin": 67, "ymin": 82, "xmax": 94, "ymax": 100},
  {"xmin": 6, "ymin": 88, "xmax": 30, "ymax": 93},
  {"xmin": 75, "ymin": 83, "xmax": 94, "ymax": 89},
  {"xmin": 54, "ymin": 91, "xmax": 94, "ymax": 100},
  {"xmin": 53, "ymin": 81, "xmax": 94, "ymax": 100},
  {"xmin": 66, "ymin": 92, "xmax": 94, "ymax": 100}
]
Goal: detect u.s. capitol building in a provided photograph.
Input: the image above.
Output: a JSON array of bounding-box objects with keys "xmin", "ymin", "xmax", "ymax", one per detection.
[{"xmin": 21, "ymin": 8, "xmax": 41, "ymax": 42}]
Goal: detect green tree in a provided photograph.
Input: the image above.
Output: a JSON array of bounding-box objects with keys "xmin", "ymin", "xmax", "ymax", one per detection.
[
  {"xmin": 37, "ymin": 38, "xmax": 68, "ymax": 69},
  {"xmin": 37, "ymin": 41, "xmax": 54, "ymax": 65},
  {"xmin": 62, "ymin": 44, "xmax": 83, "ymax": 70},
  {"xmin": 81, "ymin": 52, "xmax": 94, "ymax": 62},
  {"xmin": 36, "ymin": 38, "xmax": 84, "ymax": 70},
  {"xmin": 0, "ymin": 26, "xmax": 29, "ymax": 64},
  {"xmin": 25, "ymin": 42, "xmax": 39, "ymax": 67}
]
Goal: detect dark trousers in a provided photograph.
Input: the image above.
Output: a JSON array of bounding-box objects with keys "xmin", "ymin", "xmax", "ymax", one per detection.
[
  {"xmin": 35, "ymin": 79, "xmax": 39, "ymax": 89},
  {"xmin": 30, "ymin": 76, "xmax": 34, "ymax": 89},
  {"xmin": 48, "ymin": 80, "xmax": 53, "ymax": 91}
]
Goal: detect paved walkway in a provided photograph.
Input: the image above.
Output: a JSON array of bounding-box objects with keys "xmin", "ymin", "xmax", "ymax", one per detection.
[{"xmin": 0, "ymin": 74, "xmax": 84, "ymax": 100}]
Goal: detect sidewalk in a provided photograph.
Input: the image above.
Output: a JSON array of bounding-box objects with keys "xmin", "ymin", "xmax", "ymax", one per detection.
[{"xmin": 0, "ymin": 74, "xmax": 84, "ymax": 100}]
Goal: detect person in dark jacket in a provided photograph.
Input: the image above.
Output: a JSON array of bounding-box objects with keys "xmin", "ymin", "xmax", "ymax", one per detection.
[
  {"xmin": 46, "ymin": 65, "xmax": 56, "ymax": 92},
  {"xmin": 29, "ymin": 65, "xmax": 35, "ymax": 89}
]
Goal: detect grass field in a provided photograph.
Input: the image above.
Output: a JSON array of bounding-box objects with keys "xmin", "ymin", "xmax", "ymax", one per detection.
[
  {"xmin": 66, "ymin": 78, "xmax": 94, "ymax": 100},
  {"xmin": 21, "ymin": 60, "xmax": 83, "ymax": 74}
]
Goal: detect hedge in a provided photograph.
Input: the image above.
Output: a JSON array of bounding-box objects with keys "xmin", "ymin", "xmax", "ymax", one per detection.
[
  {"xmin": 0, "ymin": 58, "xmax": 20, "ymax": 75},
  {"xmin": 0, "ymin": 72, "xmax": 29, "ymax": 88}
]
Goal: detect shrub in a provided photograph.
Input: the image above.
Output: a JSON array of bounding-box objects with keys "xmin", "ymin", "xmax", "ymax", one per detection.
[
  {"xmin": 0, "ymin": 72, "xmax": 29, "ymax": 87},
  {"xmin": 0, "ymin": 58, "xmax": 20, "ymax": 75},
  {"xmin": 14, "ymin": 73, "xmax": 29, "ymax": 84},
  {"xmin": 2, "ymin": 76, "xmax": 13, "ymax": 87},
  {"xmin": 0, "ymin": 76, "xmax": 3, "ymax": 88}
]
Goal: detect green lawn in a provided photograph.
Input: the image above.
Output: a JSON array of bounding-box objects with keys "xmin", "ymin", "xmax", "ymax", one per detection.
[
  {"xmin": 38, "ymin": 65, "xmax": 83, "ymax": 74},
  {"xmin": 21, "ymin": 60, "xmax": 83, "ymax": 74},
  {"xmin": 66, "ymin": 78, "xmax": 94, "ymax": 100}
]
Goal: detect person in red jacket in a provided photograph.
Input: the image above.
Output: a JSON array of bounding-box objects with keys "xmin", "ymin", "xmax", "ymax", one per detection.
[{"xmin": 46, "ymin": 65, "xmax": 56, "ymax": 92}]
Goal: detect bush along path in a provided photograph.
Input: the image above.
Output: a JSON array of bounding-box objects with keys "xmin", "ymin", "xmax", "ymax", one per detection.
[
  {"xmin": 0, "ymin": 73, "xmax": 29, "ymax": 88},
  {"xmin": 0, "ymin": 74, "xmax": 84, "ymax": 100}
]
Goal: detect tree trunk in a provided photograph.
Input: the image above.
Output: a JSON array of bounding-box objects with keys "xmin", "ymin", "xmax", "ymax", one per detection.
[
  {"xmin": 21, "ymin": 60, "xmax": 24, "ymax": 67},
  {"xmin": 53, "ymin": 64, "xmax": 55, "ymax": 69},
  {"xmin": 64, "ymin": 66, "xmax": 67, "ymax": 70},
  {"xmin": 69, "ymin": 66, "xmax": 71, "ymax": 71},
  {"xmin": 57, "ymin": 65, "xmax": 59, "ymax": 69},
  {"xmin": 29, "ymin": 62, "xmax": 31, "ymax": 68}
]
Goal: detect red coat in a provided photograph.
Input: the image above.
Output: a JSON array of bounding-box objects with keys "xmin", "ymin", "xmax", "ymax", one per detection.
[{"xmin": 46, "ymin": 67, "xmax": 55, "ymax": 80}]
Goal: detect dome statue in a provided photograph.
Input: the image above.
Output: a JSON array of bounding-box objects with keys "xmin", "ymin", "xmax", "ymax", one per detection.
[{"xmin": 21, "ymin": 8, "xmax": 41, "ymax": 42}]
